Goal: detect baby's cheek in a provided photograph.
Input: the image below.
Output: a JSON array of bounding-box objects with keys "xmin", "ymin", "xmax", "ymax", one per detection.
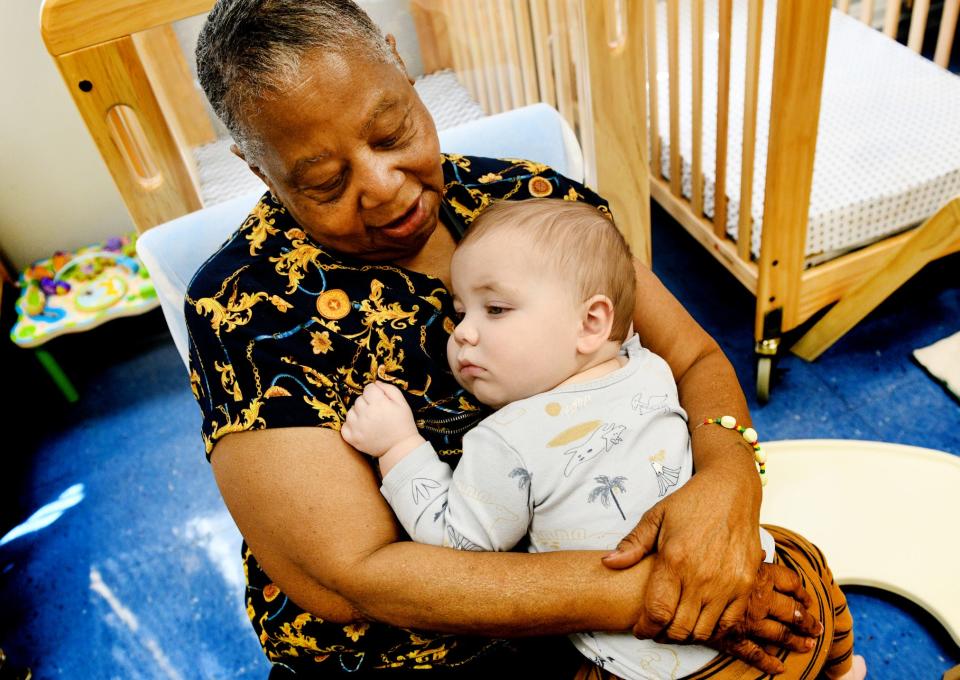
[{"xmin": 445, "ymin": 334, "xmax": 458, "ymax": 369}]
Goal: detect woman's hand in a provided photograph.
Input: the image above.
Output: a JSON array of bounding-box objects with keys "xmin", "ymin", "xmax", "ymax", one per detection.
[
  {"xmin": 603, "ymin": 466, "xmax": 764, "ymax": 641},
  {"xmin": 706, "ymin": 562, "xmax": 824, "ymax": 675},
  {"xmin": 341, "ymin": 381, "xmax": 424, "ymax": 473}
]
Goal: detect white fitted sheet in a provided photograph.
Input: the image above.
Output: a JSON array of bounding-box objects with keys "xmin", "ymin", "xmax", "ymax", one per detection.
[{"xmin": 652, "ymin": 0, "xmax": 960, "ymax": 262}]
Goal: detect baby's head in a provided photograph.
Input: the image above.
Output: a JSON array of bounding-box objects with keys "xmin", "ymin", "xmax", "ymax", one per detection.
[{"xmin": 447, "ymin": 198, "xmax": 636, "ymax": 408}]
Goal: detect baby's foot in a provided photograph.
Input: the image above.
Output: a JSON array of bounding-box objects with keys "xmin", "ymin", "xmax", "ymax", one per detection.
[{"xmin": 830, "ymin": 654, "xmax": 866, "ymax": 680}]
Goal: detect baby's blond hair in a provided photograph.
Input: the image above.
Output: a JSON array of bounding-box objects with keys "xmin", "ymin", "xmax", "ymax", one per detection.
[{"xmin": 461, "ymin": 198, "xmax": 636, "ymax": 341}]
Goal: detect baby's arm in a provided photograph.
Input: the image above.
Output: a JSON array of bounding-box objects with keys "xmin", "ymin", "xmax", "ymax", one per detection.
[
  {"xmin": 342, "ymin": 383, "xmax": 531, "ymax": 551},
  {"xmin": 381, "ymin": 425, "xmax": 532, "ymax": 551},
  {"xmin": 341, "ymin": 381, "xmax": 426, "ymax": 476}
]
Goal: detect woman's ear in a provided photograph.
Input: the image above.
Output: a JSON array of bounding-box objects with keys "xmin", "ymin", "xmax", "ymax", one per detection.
[
  {"xmin": 231, "ymin": 143, "xmax": 276, "ymax": 196},
  {"xmin": 577, "ymin": 295, "xmax": 616, "ymax": 354},
  {"xmin": 385, "ymin": 34, "xmax": 414, "ymax": 84}
]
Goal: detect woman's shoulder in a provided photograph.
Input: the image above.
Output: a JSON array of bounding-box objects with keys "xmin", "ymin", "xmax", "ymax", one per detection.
[{"xmin": 439, "ymin": 154, "xmax": 610, "ymax": 236}]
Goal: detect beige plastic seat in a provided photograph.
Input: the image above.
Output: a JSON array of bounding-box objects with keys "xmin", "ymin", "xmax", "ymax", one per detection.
[{"xmin": 759, "ymin": 439, "xmax": 960, "ymax": 648}]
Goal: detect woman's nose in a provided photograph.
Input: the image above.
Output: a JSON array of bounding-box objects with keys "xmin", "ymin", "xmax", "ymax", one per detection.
[{"xmin": 358, "ymin": 154, "xmax": 405, "ymax": 210}]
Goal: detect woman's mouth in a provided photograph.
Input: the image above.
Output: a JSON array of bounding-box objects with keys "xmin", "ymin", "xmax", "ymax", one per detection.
[{"xmin": 377, "ymin": 195, "xmax": 426, "ymax": 239}]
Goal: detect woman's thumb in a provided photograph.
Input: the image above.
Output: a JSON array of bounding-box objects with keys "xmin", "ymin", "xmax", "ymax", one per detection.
[{"xmin": 601, "ymin": 505, "xmax": 663, "ymax": 569}]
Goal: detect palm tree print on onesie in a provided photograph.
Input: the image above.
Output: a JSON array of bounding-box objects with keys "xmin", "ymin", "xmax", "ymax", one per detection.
[{"xmin": 587, "ymin": 475, "xmax": 629, "ymax": 520}]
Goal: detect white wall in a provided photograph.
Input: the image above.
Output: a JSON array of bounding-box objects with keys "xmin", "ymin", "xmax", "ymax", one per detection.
[
  {"xmin": 0, "ymin": 0, "xmax": 422, "ymax": 271},
  {"xmin": 0, "ymin": 0, "xmax": 132, "ymax": 270}
]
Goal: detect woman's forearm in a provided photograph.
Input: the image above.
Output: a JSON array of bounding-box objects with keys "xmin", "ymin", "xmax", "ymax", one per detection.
[{"xmin": 339, "ymin": 543, "xmax": 652, "ymax": 636}]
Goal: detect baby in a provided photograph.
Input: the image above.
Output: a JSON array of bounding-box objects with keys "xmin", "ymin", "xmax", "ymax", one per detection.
[{"xmin": 341, "ymin": 198, "xmax": 864, "ymax": 680}]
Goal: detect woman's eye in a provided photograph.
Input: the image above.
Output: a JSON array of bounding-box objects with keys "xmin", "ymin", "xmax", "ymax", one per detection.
[{"xmin": 306, "ymin": 174, "xmax": 346, "ymax": 203}]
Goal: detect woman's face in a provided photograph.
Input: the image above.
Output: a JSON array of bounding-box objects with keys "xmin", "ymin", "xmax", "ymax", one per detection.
[{"xmin": 240, "ymin": 49, "xmax": 444, "ymax": 262}]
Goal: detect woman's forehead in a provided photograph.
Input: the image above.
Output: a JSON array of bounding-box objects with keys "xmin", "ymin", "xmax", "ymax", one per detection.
[{"xmin": 247, "ymin": 52, "xmax": 413, "ymax": 161}]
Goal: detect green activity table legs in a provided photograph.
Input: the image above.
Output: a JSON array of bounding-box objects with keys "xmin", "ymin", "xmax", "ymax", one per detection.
[{"xmin": 35, "ymin": 348, "xmax": 79, "ymax": 403}]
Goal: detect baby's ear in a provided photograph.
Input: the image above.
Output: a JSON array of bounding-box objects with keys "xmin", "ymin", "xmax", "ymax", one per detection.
[{"xmin": 578, "ymin": 295, "xmax": 616, "ymax": 354}]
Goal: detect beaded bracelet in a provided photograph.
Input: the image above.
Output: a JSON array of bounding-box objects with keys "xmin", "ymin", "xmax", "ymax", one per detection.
[{"xmin": 700, "ymin": 416, "xmax": 767, "ymax": 485}]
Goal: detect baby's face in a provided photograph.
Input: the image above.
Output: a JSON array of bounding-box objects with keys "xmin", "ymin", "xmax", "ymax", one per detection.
[{"xmin": 446, "ymin": 230, "xmax": 584, "ymax": 408}]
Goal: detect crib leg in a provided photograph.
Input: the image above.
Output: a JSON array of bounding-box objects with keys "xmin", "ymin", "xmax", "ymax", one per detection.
[{"xmin": 791, "ymin": 198, "xmax": 960, "ymax": 361}]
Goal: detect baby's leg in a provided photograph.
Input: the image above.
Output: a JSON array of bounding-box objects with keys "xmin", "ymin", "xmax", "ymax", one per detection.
[
  {"xmin": 764, "ymin": 526, "xmax": 866, "ymax": 680},
  {"xmin": 820, "ymin": 570, "xmax": 866, "ymax": 680}
]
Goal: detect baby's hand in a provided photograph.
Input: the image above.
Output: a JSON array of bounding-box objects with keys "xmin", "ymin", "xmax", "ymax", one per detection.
[{"xmin": 341, "ymin": 382, "xmax": 424, "ymax": 471}]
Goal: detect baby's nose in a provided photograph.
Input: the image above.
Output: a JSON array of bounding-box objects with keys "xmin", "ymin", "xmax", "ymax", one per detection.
[{"xmin": 453, "ymin": 319, "xmax": 478, "ymax": 344}]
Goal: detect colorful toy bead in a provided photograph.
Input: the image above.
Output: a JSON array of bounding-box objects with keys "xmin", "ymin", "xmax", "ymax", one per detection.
[{"xmin": 702, "ymin": 416, "xmax": 767, "ymax": 486}]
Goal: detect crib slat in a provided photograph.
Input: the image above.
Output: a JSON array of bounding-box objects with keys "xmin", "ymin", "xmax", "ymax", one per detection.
[
  {"xmin": 467, "ymin": 0, "xmax": 503, "ymax": 113},
  {"xmin": 583, "ymin": 0, "xmax": 652, "ymax": 263},
  {"xmin": 530, "ymin": 0, "xmax": 557, "ymax": 108},
  {"xmin": 934, "ymin": 0, "xmax": 960, "ymax": 67},
  {"xmin": 482, "ymin": 0, "xmax": 513, "ymax": 110},
  {"xmin": 512, "ymin": 0, "xmax": 540, "ymax": 105},
  {"xmin": 667, "ymin": 0, "xmax": 681, "ymax": 196},
  {"xmin": 860, "ymin": 0, "xmax": 874, "ymax": 25},
  {"xmin": 738, "ymin": 0, "xmax": 764, "ymax": 262},
  {"xmin": 462, "ymin": 1, "xmax": 492, "ymax": 112},
  {"xmin": 451, "ymin": 0, "xmax": 480, "ymax": 102},
  {"xmin": 478, "ymin": 0, "xmax": 508, "ymax": 112},
  {"xmin": 568, "ymin": 0, "xmax": 596, "ymax": 184},
  {"xmin": 498, "ymin": 0, "xmax": 526, "ymax": 109},
  {"xmin": 691, "ymin": 0, "xmax": 705, "ymax": 216},
  {"xmin": 837, "ymin": 0, "xmax": 850, "ymax": 13},
  {"xmin": 645, "ymin": 0, "xmax": 662, "ymax": 178},
  {"xmin": 907, "ymin": 0, "xmax": 931, "ymax": 52},
  {"xmin": 548, "ymin": 0, "xmax": 577, "ymax": 128},
  {"xmin": 714, "ymin": 0, "xmax": 733, "ymax": 237},
  {"xmin": 133, "ymin": 24, "xmax": 216, "ymax": 150},
  {"xmin": 410, "ymin": 0, "xmax": 453, "ymax": 74},
  {"xmin": 882, "ymin": 0, "xmax": 901, "ymax": 37},
  {"xmin": 443, "ymin": 1, "xmax": 474, "ymax": 99}
]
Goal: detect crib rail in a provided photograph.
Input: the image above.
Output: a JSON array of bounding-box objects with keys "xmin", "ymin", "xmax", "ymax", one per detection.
[
  {"xmin": 412, "ymin": 0, "xmax": 651, "ymax": 262},
  {"xmin": 834, "ymin": 0, "xmax": 959, "ymax": 67}
]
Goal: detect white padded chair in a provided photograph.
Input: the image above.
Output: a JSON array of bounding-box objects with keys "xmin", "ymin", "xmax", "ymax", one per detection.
[{"xmin": 137, "ymin": 103, "xmax": 583, "ymax": 368}]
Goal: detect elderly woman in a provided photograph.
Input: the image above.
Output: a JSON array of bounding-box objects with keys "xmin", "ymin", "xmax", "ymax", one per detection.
[{"xmin": 187, "ymin": 1, "xmax": 838, "ymax": 677}]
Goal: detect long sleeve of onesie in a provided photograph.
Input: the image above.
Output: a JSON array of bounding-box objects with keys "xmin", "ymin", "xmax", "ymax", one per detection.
[{"xmin": 380, "ymin": 425, "xmax": 533, "ymax": 551}]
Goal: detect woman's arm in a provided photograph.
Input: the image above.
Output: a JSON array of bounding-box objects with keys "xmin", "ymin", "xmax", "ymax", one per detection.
[
  {"xmin": 603, "ymin": 260, "xmax": 765, "ymax": 643},
  {"xmin": 211, "ymin": 424, "xmax": 649, "ymax": 635},
  {"xmin": 213, "ymin": 424, "xmax": 818, "ymax": 674}
]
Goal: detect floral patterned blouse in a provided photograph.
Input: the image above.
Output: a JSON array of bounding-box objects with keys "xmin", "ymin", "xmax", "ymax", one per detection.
[{"xmin": 186, "ymin": 154, "xmax": 609, "ymax": 675}]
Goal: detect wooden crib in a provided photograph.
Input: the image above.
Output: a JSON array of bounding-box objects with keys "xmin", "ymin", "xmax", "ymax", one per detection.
[
  {"xmin": 41, "ymin": 0, "xmax": 960, "ymax": 400},
  {"xmin": 636, "ymin": 0, "xmax": 960, "ymax": 398}
]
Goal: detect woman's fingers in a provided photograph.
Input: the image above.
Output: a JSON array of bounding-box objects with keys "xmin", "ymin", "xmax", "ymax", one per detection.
[
  {"xmin": 631, "ymin": 561, "xmax": 681, "ymax": 639},
  {"xmin": 690, "ymin": 599, "xmax": 728, "ymax": 642},
  {"xmin": 721, "ymin": 638, "xmax": 786, "ymax": 676},
  {"xmin": 749, "ymin": 619, "xmax": 817, "ymax": 653},
  {"xmin": 769, "ymin": 592, "xmax": 822, "ymax": 636},
  {"xmin": 664, "ymin": 596, "xmax": 705, "ymax": 641}
]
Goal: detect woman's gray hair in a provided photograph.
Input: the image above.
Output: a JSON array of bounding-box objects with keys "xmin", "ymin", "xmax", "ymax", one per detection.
[{"xmin": 196, "ymin": 0, "xmax": 398, "ymax": 159}]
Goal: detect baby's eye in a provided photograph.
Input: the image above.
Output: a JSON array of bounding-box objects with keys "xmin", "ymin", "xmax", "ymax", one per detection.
[{"xmin": 486, "ymin": 305, "xmax": 506, "ymax": 316}]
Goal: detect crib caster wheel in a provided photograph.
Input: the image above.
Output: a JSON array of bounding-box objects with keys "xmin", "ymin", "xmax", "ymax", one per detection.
[
  {"xmin": 756, "ymin": 356, "xmax": 772, "ymax": 403},
  {"xmin": 754, "ymin": 338, "xmax": 780, "ymax": 404}
]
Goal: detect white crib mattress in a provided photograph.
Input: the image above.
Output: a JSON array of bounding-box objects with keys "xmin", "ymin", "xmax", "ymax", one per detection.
[{"xmin": 653, "ymin": 0, "xmax": 960, "ymax": 261}]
